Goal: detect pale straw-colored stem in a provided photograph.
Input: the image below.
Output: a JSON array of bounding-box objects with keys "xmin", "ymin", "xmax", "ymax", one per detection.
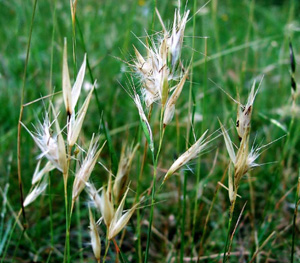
[{"xmin": 63, "ymin": 145, "xmax": 72, "ymax": 263}]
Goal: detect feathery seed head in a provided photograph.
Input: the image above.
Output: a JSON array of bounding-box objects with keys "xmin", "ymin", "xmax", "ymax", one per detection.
[
  {"xmin": 24, "ymin": 175, "xmax": 48, "ymax": 207},
  {"xmin": 163, "ymin": 130, "xmax": 210, "ymax": 183},
  {"xmin": 72, "ymin": 136, "xmax": 105, "ymax": 203},
  {"xmin": 220, "ymin": 121, "xmax": 262, "ymax": 189},
  {"xmin": 32, "ymin": 161, "xmax": 54, "ymax": 185},
  {"xmin": 167, "ymin": 9, "xmax": 189, "ymax": 72},
  {"xmin": 156, "ymin": 7, "xmax": 189, "ymax": 72},
  {"xmin": 86, "ymin": 183, "xmax": 102, "ymax": 212},
  {"xmin": 133, "ymin": 38, "xmax": 170, "ymax": 107},
  {"xmin": 22, "ymin": 112, "xmax": 67, "ymax": 173}
]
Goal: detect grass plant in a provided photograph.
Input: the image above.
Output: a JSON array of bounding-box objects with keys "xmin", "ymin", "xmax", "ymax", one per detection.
[{"xmin": 0, "ymin": 0, "xmax": 299, "ymax": 262}]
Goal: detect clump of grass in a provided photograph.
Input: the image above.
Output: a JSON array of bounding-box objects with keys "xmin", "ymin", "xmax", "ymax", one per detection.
[{"xmin": 3, "ymin": 1, "xmax": 299, "ymax": 262}]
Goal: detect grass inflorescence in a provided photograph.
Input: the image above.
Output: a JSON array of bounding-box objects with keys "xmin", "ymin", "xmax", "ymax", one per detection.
[{"xmin": 0, "ymin": 0, "xmax": 300, "ymax": 262}]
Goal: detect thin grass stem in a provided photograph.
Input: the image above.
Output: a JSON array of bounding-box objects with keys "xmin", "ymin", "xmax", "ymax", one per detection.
[
  {"xmin": 136, "ymin": 106, "xmax": 152, "ymax": 263},
  {"xmin": 180, "ymin": 170, "xmax": 188, "ymax": 263},
  {"xmin": 17, "ymin": 0, "xmax": 38, "ymax": 229},
  {"xmin": 75, "ymin": 16, "xmax": 102, "ymax": 115},
  {"xmin": 49, "ymin": 0, "xmax": 57, "ymax": 94},
  {"xmin": 197, "ymin": 161, "xmax": 228, "ymax": 262},
  {"xmin": 223, "ymin": 192, "xmax": 237, "ymax": 263},
  {"xmin": 48, "ymin": 174, "xmax": 54, "ymax": 249},
  {"xmin": 76, "ymin": 198, "xmax": 84, "ymax": 263},
  {"xmin": 0, "ymin": 210, "xmax": 22, "ymax": 263},
  {"xmin": 144, "ymin": 107, "xmax": 165, "ymax": 263},
  {"xmin": 103, "ymin": 237, "xmax": 110, "ymax": 262},
  {"xmin": 291, "ymin": 168, "xmax": 300, "ymax": 263}
]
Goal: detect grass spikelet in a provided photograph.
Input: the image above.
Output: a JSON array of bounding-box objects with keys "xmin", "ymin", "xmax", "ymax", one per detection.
[
  {"xmin": 163, "ymin": 69, "xmax": 189, "ymax": 126},
  {"xmin": 167, "ymin": 9, "xmax": 190, "ymax": 72},
  {"xmin": 163, "ymin": 130, "xmax": 210, "ymax": 183},
  {"xmin": 220, "ymin": 120, "xmax": 262, "ymax": 195},
  {"xmin": 24, "ymin": 175, "xmax": 48, "ymax": 207},
  {"xmin": 113, "ymin": 143, "xmax": 139, "ymax": 203},
  {"xmin": 62, "ymin": 38, "xmax": 87, "ymax": 116},
  {"xmin": 63, "ymin": 38, "xmax": 72, "ymax": 115},
  {"xmin": 68, "ymin": 85, "xmax": 94, "ymax": 146},
  {"xmin": 108, "ymin": 187, "xmax": 139, "ymax": 240},
  {"xmin": 89, "ymin": 207, "xmax": 101, "ymax": 262},
  {"xmin": 236, "ymin": 78, "xmax": 262, "ymax": 140},
  {"xmin": 86, "ymin": 183, "xmax": 102, "ymax": 212},
  {"xmin": 32, "ymin": 161, "xmax": 54, "ymax": 185},
  {"xmin": 100, "ymin": 187, "xmax": 114, "ymax": 228},
  {"xmin": 72, "ymin": 136, "xmax": 105, "ymax": 206},
  {"xmin": 21, "ymin": 110, "xmax": 67, "ymax": 174},
  {"xmin": 52, "ymin": 106, "xmax": 68, "ymax": 176}
]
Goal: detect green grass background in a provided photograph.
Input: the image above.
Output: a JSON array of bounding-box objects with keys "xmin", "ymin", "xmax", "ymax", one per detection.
[{"xmin": 0, "ymin": 0, "xmax": 300, "ymax": 262}]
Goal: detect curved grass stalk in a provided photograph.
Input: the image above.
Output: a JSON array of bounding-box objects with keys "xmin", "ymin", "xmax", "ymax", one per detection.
[{"xmin": 17, "ymin": 0, "xmax": 38, "ymax": 229}]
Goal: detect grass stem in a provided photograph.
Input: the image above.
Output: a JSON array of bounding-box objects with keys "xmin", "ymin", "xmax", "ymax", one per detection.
[
  {"xmin": 290, "ymin": 168, "xmax": 300, "ymax": 263},
  {"xmin": 223, "ymin": 193, "xmax": 237, "ymax": 263},
  {"xmin": 17, "ymin": 0, "xmax": 38, "ymax": 229}
]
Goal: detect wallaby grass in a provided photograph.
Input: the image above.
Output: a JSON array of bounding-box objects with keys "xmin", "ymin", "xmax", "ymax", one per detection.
[{"xmin": 0, "ymin": 0, "xmax": 300, "ymax": 262}]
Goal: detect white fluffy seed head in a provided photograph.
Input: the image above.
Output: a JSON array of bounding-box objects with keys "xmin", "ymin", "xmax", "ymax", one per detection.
[
  {"xmin": 21, "ymin": 111, "xmax": 67, "ymax": 174},
  {"xmin": 167, "ymin": 9, "xmax": 190, "ymax": 72}
]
